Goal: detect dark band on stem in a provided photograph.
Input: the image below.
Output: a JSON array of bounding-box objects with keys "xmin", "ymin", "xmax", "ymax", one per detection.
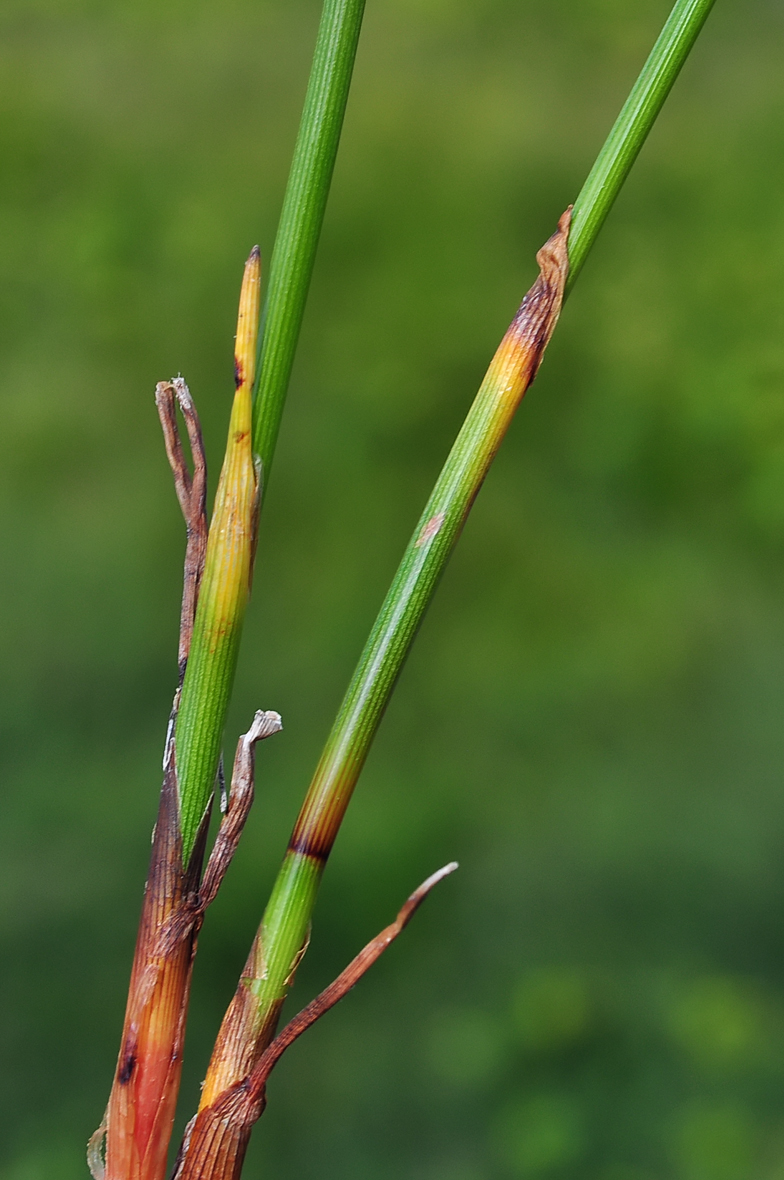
[{"xmin": 286, "ymin": 831, "xmax": 330, "ymax": 863}]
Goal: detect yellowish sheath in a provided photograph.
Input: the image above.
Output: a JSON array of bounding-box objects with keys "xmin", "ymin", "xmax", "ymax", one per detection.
[
  {"xmin": 175, "ymin": 246, "xmax": 262, "ymax": 862},
  {"xmin": 94, "ymin": 248, "xmax": 265, "ymax": 1180}
]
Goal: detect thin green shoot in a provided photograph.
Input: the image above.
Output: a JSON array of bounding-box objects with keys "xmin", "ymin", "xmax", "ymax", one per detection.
[
  {"xmin": 253, "ymin": 0, "xmax": 366, "ymax": 479},
  {"xmin": 174, "ymin": 0, "xmax": 366, "ymax": 860},
  {"xmin": 567, "ymin": 0, "xmax": 715, "ymax": 291},
  {"xmin": 216, "ymin": 0, "xmax": 717, "ymax": 1080}
]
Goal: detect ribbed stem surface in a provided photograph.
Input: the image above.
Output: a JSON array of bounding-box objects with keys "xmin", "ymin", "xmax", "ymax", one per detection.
[
  {"xmin": 176, "ymin": 250, "xmax": 261, "ymax": 863},
  {"xmin": 253, "ymin": 0, "xmax": 367, "ymax": 476},
  {"xmin": 212, "ymin": 0, "xmax": 717, "ymax": 1109},
  {"xmin": 567, "ymin": 0, "xmax": 715, "ymax": 289}
]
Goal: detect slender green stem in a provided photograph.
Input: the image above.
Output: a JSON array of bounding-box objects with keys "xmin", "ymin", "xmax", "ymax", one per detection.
[
  {"xmin": 253, "ymin": 0, "xmax": 367, "ymax": 478},
  {"xmin": 174, "ymin": 0, "xmax": 366, "ymax": 860},
  {"xmin": 176, "ymin": 252, "xmax": 261, "ymax": 863},
  {"xmin": 240, "ymin": 0, "xmax": 716, "ymax": 1028},
  {"xmin": 567, "ymin": 0, "xmax": 715, "ymax": 291}
]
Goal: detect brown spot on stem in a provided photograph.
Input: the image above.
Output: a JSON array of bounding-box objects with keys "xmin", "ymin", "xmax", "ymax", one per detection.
[
  {"xmin": 234, "ymin": 358, "xmax": 244, "ymax": 389},
  {"xmin": 118, "ymin": 1047, "xmax": 137, "ymax": 1085}
]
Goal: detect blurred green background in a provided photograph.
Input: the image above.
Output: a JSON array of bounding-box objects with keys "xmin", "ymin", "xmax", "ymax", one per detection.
[{"xmin": 1, "ymin": 0, "xmax": 783, "ymax": 1177}]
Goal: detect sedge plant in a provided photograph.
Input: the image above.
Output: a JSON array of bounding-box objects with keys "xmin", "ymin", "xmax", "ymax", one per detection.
[
  {"xmin": 92, "ymin": 3, "xmax": 367, "ymax": 1178},
  {"xmin": 93, "ymin": 1, "xmax": 716, "ymax": 1178}
]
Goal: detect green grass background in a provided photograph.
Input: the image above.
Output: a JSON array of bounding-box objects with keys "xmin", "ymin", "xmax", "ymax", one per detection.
[{"xmin": 1, "ymin": 1, "xmax": 784, "ymax": 1177}]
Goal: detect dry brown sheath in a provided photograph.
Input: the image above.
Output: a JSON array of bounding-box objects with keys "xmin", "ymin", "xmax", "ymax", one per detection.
[
  {"xmin": 171, "ymin": 864, "xmax": 458, "ymax": 1180},
  {"xmin": 92, "ymin": 707, "xmax": 281, "ymax": 1180},
  {"xmin": 155, "ymin": 380, "xmax": 208, "ymax": 683},
  {"xmin": 89, "ymin": 382, "xmax": 280, "ymax": 1180}
]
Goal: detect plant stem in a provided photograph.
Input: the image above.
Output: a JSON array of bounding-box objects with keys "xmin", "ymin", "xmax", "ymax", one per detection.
[
  {"xmin": 187, "ymin": 212, "xmax": 572, "ymax": 1152},
  {"xmin": 96, "ymin": 3, "xmax": 368, "ymax": 1171},
  {"xmin": 173, "ymin": 866, "xmax": 458, "ymax": 1180},
  {"xmin": 183, "ymin": 210, "xmax": 572, "ymax": 1180},
  {"xmin": 175, "ymin": 250, "xmax": 261, "ymax": 863},
  {"xmin": 253, "ymin": 0, "xmax": 367, "ymax": 478},
  {"xmin": 566, "ymin": 0, "xmax": 715, "ymax": 291},
  {"xmin": 204, "ymin": 0, "xmax": 715, "ymax": 1081},
  {"xmin": 175, "ymin": 0, "xmax": 367, "ymax": 861}
]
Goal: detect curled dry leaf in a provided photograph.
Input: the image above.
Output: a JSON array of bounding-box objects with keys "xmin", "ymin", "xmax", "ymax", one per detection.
[
  {"xmin": 171, "ymin": 864, "xmax": 459, "ymax": 1180},
  {"xmin": 92, "ymin": 709, "xmax": 281, "ymax": 1180}
]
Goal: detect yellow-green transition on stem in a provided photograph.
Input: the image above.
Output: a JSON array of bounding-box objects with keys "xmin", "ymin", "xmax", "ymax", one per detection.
[
  {"xmin": 95, "ymin": 0, "xmax": 370, "ymax": 1171},
  {"xmin": 170, "ymin": 3, "xmax": 719, "ymax": 1174},
  {"xmin": 175, "ymin": 247, "xmax": 262, "ymax": 863},
  {"xmin": 171, "ymin": 213, "xmax": 571, "ymax": 1180},
  {"xmin": 95, "ymin": 254, "xmax": 265, "ymax": 1180},
  {"xmin": 97, "ymin": 0, "xmax": 716, "ymax": 1176}
]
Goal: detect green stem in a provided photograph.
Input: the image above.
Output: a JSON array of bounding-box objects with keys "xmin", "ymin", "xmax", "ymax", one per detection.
[
  {"xmin": 173, "ymin": 0, "xmax": 366, "ymax": 860},
  {"xmin": 567, "ymin": 0, "xmax": 715, "ymax": 291},
  {"xmin": 253, "ymin": 0, "xmax": 367, "ymax": 478},
  {"xmin": 243, "ymin": 0, "xmax": 715, "ymax": 1036}
]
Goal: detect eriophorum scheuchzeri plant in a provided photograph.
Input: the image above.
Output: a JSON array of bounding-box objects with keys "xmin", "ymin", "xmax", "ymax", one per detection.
[{"xmin": 88, "ymin": 2, "xmax": 715, "ymax": 1178}]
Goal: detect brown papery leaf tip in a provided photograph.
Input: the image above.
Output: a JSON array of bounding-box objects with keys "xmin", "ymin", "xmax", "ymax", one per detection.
[
  {"xmin": 399, "ymin": 861, "xmax": 459, "ymax": 925},
  {"xmin": 506, "ymin": 206, "xmax": 571, "ymax": 388},
  {"xmin": 169, "ymin": 862, "xmax": 458, "ymax": 1180},
  {"xmin": 249, "ymin": 244, "xmax": 260, "ymax": 262},
  {"xmin": 245, "ymin": 709, "xmax": 282, "ymax": 743},
  {"xmin": 539, "ymin": 207, "xmax": 571, "ymax": 287},
  {"xmin": 417, "ymin": 860, "xmax": 459, "ymax": 892}
]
